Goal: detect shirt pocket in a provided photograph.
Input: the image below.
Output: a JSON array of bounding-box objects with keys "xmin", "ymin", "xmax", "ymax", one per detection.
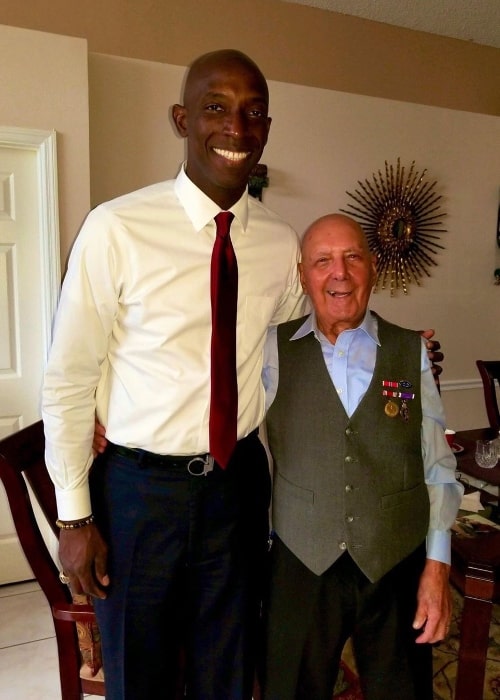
[{"xmin": 380, "ymin": 481, "xmax": 427, "ymax": 510}]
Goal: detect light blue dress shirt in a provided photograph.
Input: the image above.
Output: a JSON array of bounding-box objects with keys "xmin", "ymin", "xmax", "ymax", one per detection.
[{"xmin": 263, "ymin": 310, "xmax": 463, "ymax": 565}]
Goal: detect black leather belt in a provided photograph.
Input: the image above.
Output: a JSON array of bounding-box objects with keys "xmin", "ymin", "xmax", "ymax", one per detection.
[
  {"xmin": 108, "ymin": 444, "xmax": 216, "ymax": 476},
  {"xmin": 107, "ymin": 429, "xmax": 258, "ymax": 476}
]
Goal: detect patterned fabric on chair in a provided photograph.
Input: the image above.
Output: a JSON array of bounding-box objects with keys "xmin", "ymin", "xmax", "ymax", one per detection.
[{"xmin": 72, "ymin": 593, "xmax": 104, "ymax": 680}]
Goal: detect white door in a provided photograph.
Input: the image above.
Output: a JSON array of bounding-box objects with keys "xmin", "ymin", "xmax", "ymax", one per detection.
[{"xmin": 0, "ymin": 128, "xmax": 60, "ymax": 584}]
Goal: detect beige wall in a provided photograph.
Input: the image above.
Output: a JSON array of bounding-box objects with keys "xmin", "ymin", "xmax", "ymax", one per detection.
[
  {"xmin": 87, "ymin": 54, "xmax": 185, "ymax": 207},
  {"xmin": 1, "ymin": 6, "xmax": 499, "ymax": 430},
  {"xmin": 1, "ymin": 0, "xmax": 499, "ymax": 116},
  {"xmin": 87, "ymin": 52, "xmax": 500, "ymax": 430},
  {"xmin": 0, "ymin": 24, "xmax": 90, "ymax": 258}
]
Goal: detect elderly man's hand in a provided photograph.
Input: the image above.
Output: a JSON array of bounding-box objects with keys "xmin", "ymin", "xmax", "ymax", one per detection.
[{"xmin": 413, "ymin": 559, "xmax": 451, "ymax": 644}]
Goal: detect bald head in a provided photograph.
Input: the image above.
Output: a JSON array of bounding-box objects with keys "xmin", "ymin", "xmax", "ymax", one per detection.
[
  {"xmin": 183, "ymin": 49, "xmax": 269, "ymax": 105},
  {"xmin": 299, "ymin": 213, "xmax": 377, "ymax": 342},
  {"xmin": 302, "ymin": 214, "xmax": 371, "ymax": 256}
]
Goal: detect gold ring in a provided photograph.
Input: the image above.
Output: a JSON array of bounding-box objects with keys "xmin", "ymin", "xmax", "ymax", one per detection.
[{"xmin": 59, "ymin": 571, "xmax": 71, "ymax": 585}]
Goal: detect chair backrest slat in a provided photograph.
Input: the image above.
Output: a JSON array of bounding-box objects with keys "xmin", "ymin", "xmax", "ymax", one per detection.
[{"xmin": 476, "ymin": 360, "xmax": 500, "ymax": 432}]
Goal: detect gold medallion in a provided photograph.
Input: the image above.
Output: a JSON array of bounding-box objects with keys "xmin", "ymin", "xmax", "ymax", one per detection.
[{"xmin": 384, "ymin": 400, "xmax": 399, "ymax": 418}]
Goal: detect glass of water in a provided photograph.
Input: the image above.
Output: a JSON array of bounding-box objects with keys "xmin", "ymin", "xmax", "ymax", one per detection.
[{"xmin": 475, "ymin": 440, "xmax": 499, "ymax": 469}]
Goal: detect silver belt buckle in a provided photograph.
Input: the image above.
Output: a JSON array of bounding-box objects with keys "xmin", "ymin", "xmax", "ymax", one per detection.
[{"xmin": 187, "ymin": 454, "xmax": 215, "ymax": 476}]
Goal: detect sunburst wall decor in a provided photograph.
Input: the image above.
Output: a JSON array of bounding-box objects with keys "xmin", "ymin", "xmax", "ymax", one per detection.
[{"xmin": 340, "ymin": 159, "xmax": 447, "ymax": 296}]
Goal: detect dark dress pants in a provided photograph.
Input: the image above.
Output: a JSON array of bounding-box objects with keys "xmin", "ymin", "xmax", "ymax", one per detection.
[
  {"xmin": 91, "ymin": 431, "xmax": 271, "ymax": 700},
  {"xmin": 261, "ymin": 537, "xmax": 432, "ymax": 700}
]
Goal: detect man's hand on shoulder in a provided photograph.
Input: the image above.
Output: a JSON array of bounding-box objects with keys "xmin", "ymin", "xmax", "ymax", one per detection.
[{"xmin": 419, "ymin": 329, "xmax": 444, "ymax": 383}]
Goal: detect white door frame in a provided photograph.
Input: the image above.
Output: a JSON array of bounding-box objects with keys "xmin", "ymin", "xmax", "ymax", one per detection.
[
  {"xmin": 0, "ymin": 127, "xmax": 61, "ymax": 583},
  {"xmin": 0, "ymin": 126, "xmax": 60, "ymax": 362}
]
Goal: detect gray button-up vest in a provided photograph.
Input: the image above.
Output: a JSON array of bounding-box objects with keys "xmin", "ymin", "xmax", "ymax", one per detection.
[{"xmin": 266, "ymin": 312, "xmax": 429, "ymax": 581}]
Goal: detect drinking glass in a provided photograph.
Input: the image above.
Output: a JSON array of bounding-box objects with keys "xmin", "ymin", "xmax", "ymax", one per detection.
[{"xmin": 475, "ymin": 440, "xmax": 499, "ymax": 469}]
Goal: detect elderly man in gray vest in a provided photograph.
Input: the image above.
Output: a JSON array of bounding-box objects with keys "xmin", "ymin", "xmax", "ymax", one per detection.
[{"xmin": 261, "ymin": 213, "xmax": 463, "ymax": 700}]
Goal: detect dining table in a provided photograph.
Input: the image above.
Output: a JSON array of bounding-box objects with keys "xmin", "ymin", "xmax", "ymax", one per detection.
[
  {"xmin": 453, "ymin": 427, "xmax": 500, "ymax": 487},
  {"xmin": 449, "ymin": 426, "xmax": 500, "ymax": 700}
]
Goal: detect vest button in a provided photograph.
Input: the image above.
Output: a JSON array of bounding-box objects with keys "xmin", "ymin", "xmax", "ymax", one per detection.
[
  {"xmin": 345, "ymin": 484, "xmax": 353, "ymax": 492},
  {"xmin": 345, "ymin": 427, "xmax": 352, "ymax": 436},
  {"xmin": 339, "ymin": 541, "xmax": 347, "ymax": 551},
  {"xmin": 345, "ymin": 455, "xmax": 353, "ymax": 463},
  {"xmin": 346, "ymin": 515, "xmax": 354, "ymax": 523}
]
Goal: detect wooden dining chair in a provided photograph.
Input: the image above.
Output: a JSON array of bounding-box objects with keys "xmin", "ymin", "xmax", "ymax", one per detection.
[
  {"xmin": 0, "ymin": 420, "xmax": 105, "ymax": 700},
  {"xmin": 0, "ymin": 421, "xmax": 194, "ymax": 699},
  {"xmin": 476, "ymin": 360, "xmax": 500, "ymax": 432}
]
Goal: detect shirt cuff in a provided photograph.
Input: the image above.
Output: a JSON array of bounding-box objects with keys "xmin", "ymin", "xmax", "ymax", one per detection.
[
  {"xmin": 426, "ymin": 528, "xmax": 451, "ymax": 565},
  {"xmin": 55, "ymin": 484, "xmax": 93, "ymax": 521}
]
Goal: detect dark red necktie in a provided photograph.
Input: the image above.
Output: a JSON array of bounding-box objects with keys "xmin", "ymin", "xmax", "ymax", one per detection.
[{"xmin": 209, "ymin": 212, "xmax": 238, "ymax": 468}]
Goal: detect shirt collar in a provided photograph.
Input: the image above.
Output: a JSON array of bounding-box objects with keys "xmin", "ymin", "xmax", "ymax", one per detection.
[
  {"xmin": 174, "ymin": 162, "xmax": 249, "ymax": 232},
  {"xmin": 290, "ymin": 308, "xmax": 381, "ymax": 346}
]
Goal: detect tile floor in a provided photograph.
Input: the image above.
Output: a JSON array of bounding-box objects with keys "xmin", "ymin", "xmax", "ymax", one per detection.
[{"xmin": 0, "ymin": 579, "xmax": 102, "ymax": 700}]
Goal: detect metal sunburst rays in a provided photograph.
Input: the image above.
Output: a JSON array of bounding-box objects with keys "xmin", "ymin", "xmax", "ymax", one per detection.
[{"xmin": 340, "ymin": 159, "xmax": 447, "ymax": 296}]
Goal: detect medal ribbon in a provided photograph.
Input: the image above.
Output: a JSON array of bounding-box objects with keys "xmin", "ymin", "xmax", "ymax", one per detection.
[{"xmin": 382, "ymin": 390, "xmax": 415, "ymax": 400}]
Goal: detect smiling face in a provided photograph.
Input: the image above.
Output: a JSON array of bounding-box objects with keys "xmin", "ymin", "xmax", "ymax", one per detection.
[
  {"xmin": 172, "ymin": 50, "xmax": 272, "ymax": 210},
  {"xmin": 299, "ymin": 214, "xmax": 377, "ymax": 343}
]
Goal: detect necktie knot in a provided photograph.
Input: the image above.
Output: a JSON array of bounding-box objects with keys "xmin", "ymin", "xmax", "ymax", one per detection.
[{"xmin": 215, "ymin": 211, "xmax": 234, "ymax": 240}]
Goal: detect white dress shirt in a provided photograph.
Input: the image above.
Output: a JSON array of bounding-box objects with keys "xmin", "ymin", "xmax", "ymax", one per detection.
[
  {"xmin": 42, "ymin": 166, "xmax": 307, "ymax": 519},
  {"xmin": 263, "ymin": 310, "xmax": 463, "ymax": 565}
]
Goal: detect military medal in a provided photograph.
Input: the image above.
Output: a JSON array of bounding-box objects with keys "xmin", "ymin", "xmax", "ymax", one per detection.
[
  {"xmin": 382, "ymin": 380, "xmax": 414, "ymax": 421},
  {"xmin": 400, "ymin": 400, "xmax": 409, "ymax": 422},
  {"xmin": 384, "ymin": 400, "xmax": 399, "ymax": 417}
]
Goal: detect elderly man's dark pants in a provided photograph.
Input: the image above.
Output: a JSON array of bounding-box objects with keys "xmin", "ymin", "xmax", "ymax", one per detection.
[
  {"xmin": 91, "ymin": 432, "xmax": 271, "ymax": 700},
  {"xmin": 261, "ymin": 537, "xmax": 432, "ymax": 700}
]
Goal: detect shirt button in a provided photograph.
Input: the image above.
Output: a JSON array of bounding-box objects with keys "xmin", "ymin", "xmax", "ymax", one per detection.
[
  {"xmin": 338, "ymin": 350, "xmax": 345, "ymax": 357},
  {"xmin": 339, "ymin": 541, "xmax": 347, "ymax": 551},
  {"xmin": 337, "ymin": 387, "xmax": 343, "ymax": 395}
]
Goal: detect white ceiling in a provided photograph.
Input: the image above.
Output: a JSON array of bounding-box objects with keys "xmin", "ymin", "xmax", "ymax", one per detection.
[{"xmin": 283, "ymin": 0, "xmax": 500, "ymax": 48}]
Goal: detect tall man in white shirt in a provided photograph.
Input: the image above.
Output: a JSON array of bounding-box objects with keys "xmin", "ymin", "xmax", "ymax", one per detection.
[
  {"xmin": 42, "ymin": 50, "xmax": 444, "ymax": 700},
  {"xmin": 43, "ymin": 49, "xmax": 307, "ymax": 700},
  {"xmin": 261, "ymin": 214, "xmax": 463, "ymax": 700}
]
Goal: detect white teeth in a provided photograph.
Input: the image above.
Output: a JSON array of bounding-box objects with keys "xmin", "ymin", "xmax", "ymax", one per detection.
[{"xmin": 213, "ymin": 148, "xmax": 249, "ymax": 162}]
